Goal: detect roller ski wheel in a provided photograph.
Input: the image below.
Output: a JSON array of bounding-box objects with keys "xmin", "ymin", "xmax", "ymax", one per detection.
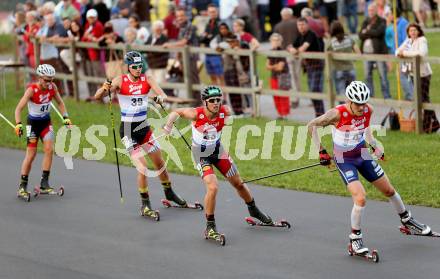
[
  {"xmin": 399, "ymin": 225, "xmax": 440, "ymax": 237},
  {"xmin": 347, "ymin": 244, "xmax": 379, "ymax": 263},
  {"xmin": 140, "ymin": 208, "xmax": 160, "ymax": 222},
  {"xmin": 204, "ymin": 230, "xmax": 226, "ymax": 246},
  {"xmin": 245, "ymin": 217, "xmax": 291, "ymax": 229},
  {"xmin": 161, "ymin": 199, "xmax": 204, "ymax": 210},
  {"xmin": 34, "ymin": 185, "xmax": 64, "ymax": 198},
  {"xmin": 17, "ymin": 189, "xmax": 31, "ymax": 202}
]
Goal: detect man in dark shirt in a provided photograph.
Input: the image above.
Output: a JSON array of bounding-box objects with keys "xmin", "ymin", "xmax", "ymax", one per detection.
[
  {"xmin": 163, "ymin": 7, "xmax": 201, "ymax": 101},
  {"xmin": 359, "ymin": 3, "xmax": 390, "ymax": 99},
  {"xmin": 288, "ymin": 17, "xmax": 325, "ymax": 117},
  {"xmin": 200, "ymin": 4, "xmax": 224, "ymax": 85}
]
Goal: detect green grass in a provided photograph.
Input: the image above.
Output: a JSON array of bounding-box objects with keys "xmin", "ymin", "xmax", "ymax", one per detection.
[
  {"xmin": 0, "ymin": 34, "xmax": 14, "ymax": 55},
  {"xmin": 1, "ymin": 74, "xmax": 440, "ymax": 207}
]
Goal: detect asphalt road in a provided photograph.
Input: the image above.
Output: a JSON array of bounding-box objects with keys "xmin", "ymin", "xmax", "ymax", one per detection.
[{"xmin": 1, "ymin": 147, "xmax": 439, "ymax": 279}]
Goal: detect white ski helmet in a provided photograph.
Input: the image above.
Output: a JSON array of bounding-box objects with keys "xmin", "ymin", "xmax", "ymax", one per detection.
[
  {"xmin": 36, "ymin": 64, "xmax": 56, "ymax": 78},
  {"xmin": 345, "ymin": 81, "xmax": 370, "ymax": 104}
]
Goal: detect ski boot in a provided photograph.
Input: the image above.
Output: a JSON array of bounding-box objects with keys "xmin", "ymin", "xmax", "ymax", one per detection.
[
  {"xmin": 348, "ymin": 232, "xmax": 379, "ymax": 263},
  {"xmin": 204, "ymin": 221, "xmax": 225, "ymax": 246},
  {"xmin": 140, "ymin": 199, "xmax": 160, "ymax": 222},
  {"xmin": 161, "ymin": 187, "xmax": 203, "ymax": 210},
  {"xmin": 247, "ymin": 204, "xmax": 273, "ymax": 225},
  {"xmin": 400, "ymin": 211, "xmax": 432, "ymax": 236},
  {"xmin": 164, "ymin": 187, "xmax": 187, "ymax": 207},
  {"xmin": 17, "ymin": 186, "xmax": 31, "ymax": 202}
]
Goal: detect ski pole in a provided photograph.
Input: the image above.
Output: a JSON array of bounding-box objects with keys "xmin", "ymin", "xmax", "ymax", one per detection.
[
  {"xmin": 146, "ymin": 133, "xmax": 168, "ymax": 144},
  {"xmin": 158, "ymin": 103, "xmax": 192, "ymax": 150},
  {"xmin": 50, "ymin": 102, "xmax": 64, "ymax": 120},
  {"xmin": 0, "ymin": 112, "xmax": 15, "ymax": 129},
  {"xmin": 243, "ymin": 162, "xmax": 321, "ymax": 184},
  {"xmin": 106, "ymin": 80, "xmax": 124, "ymax": 204}
]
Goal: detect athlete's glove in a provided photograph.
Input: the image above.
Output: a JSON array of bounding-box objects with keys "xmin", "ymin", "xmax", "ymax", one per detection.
[
  {"xmin": 163, "ymin": 124, "xmax": 173, "ymax": 136},
  {"xmin": 15, "ymin": 122, "xmax": 23, "ymax": 137},
  {"xmin": 102, "ymin": 80, "xmax": 112, "ymax": 92},
  {"xmin": 63, "ymin": 116, "xmax": 72, "ymax": 127},
  {"xmin": 153, "ymin": 95, "xmax": 167, "ymax": 105},
  {"xmin": 319, "ymin": 149, "xmax": 332, "ymax": 166},
  {"xmin": 370, "ymin": 144, "xmax": 384, "ymax": 161}
]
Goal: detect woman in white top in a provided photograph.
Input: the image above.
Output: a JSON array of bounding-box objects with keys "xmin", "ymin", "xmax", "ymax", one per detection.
[{"xmin": 396, "ymin": 23, "xmax": 439, "ymax": 132}]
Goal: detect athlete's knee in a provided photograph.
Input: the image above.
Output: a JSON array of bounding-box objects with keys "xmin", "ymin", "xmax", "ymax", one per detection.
[
  {"xmin": 354, "ymin": 195, "xmax": 366, "ymax": 206},
  {"xmin": 205, "ymin": 180, "xmax": 218, "ymax": 195},
  {"xmin": 43, "ymin": 144, "xmax": 53, "ymax": 154},
  {"xmin": 233, "ymin": 180, "xmax": 246, "ymax": 191},
  {"xmin": 383, "ymin": 187, "xmax": 395, "ymax": 197}
]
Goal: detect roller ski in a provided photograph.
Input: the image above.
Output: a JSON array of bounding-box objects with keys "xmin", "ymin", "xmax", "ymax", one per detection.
[
  {"xmin": 204, "ymin": 221, "xmax": 225, "ymax": 246},
  {"xmin": 399, "ymin": 212, "xmax": 439, "ymax": 237},
  {"xmin": 33, "ymin": 185, "xmax": 64, "ymax": 198},
  {"xmin": 161, "ymin": 187, "xmax": 204, "ymax": 210},
  {"xmin": 347, "ymin": 233, "xmax": 379, "ymax": 263},
  {"xmin": 17, "ymin": 187, "xmax": 31, "ymax": 202},
  {"xmin": 245, "ymin": 203, "xmax": 291, "ymax": 229},
  {"xmin": 245, "ymin": 217, "xmax": 291, "ymax": 229},
  {"xmin": 140, "ymin": 199, "xmax": 160, "ymax": 222}
]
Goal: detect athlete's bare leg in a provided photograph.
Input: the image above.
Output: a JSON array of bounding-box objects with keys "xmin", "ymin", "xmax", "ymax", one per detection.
[
  {"xmin": 41, "ymin": 139, "xmax": 53, "ymax": 171},
  {"xmin": 202, "ymin": 173, "xmax": 218, "ymax": 216},
  {"xmin": 21, "ymin": 147, "xmax": 37, "ymax": 176},
  {"xmin": 227, "ymin": 173, "xmax": 253, "ymax": 203}
]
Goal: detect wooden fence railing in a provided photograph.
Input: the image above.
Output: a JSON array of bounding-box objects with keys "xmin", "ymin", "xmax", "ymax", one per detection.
[{"xmin": 12, "ymin": 36, "xmax": 440, "ymax": 134}]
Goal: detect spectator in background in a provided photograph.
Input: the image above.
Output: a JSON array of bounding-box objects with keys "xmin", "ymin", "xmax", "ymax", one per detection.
[
  {"xmin": 36, "ymin": 13, "xmax": 65, "ymax": 94},
  {"xmin": 200, "ymin": 4, "xmax": 225, "ymax": 86},
  {"xmin": 233, "ymin": 18, "xmax": 260, "ymax": 50},
  {"xmin": 343, "ymin": 0, "xmax": 358, "ymax": 34},
  {"xmin": 163, "ymin": 3, "xmax": 179, "ymax": 40},
  {"xmin": 115, "ymin": 0, "xmax": 132, "ymax": 18},
  {"xmin": 384, "ymin": 9, "xmax": 413, "ymax": 100},
  {"xmin": 14, "ymin": 11, "xmax": 27, "ymax": 66},
  {"xmin": 274, "ymin": 7, "xmax": 300, "ymax": 107},
  {"xmin": 128, "ymin": 15, "xmax": 150, "ymax": 44},
  {"xmin": 288, "ymin": 17, "xmax": 325, "ymax": 117},
  {"xmin": 359, "ymin": 3, "xmax": 391, "ymax": 99},
  {"xmin": 290, "ymin": 0, "xmax": 309, "ymax": 18},
  {"xmin": 145, "ymin": 20, "xmax": 169, "ymax": 85},
  {"xmin": 210, "ymin": 22, "xmax": 234, "ymax": 50},
  {"xmin": 81, "ymin": 8, "xmax": 104, "ymax": 97},
  {"xmin": 132, "ymin": 0, "xmax": 151, "ymax": 27},
  {"xmin": 79, "ymin": 0, "xmax": 93, "ymax": 26},
  {"xmin": 110, "ymin": 11, "xmax": 129, "ymax": 39},
  {"xmin": 396, "ymin": 23, "xmax": 439, "ymax": 132},
  {"xmin": 222, "ymin": 34, "xmax": 251, "ymax": 115},
  {"xmin": 163, "ymin": 7, "xmax": 201, "ymax": 100},
  {"xmin": 301, "ymin": 8, "xmax": 326, "ymax": 39},
  {"xmin": 327, "ymin": 21, "xmax": 360, "ymax": 100},
  {"xmin": 40, "ymin": 1, "xmax": 56, "ymax": 17},
  {"xmin": 124, "ymin": 27, "xmax": 142, "ymax": 44},
  {"xmin": 376, "ymin": 0, "xmax": 391, "ymax": 19},
  {"xmin": 93, "ymin": 0, "xmax": 110, "ymax": 25},
  {"xmin": 320, "ymin": 0, "xmax": 338, "ymax": 30},
  {"xmin": 23, "ymin": 10, "xmax": 40, "ymax": 70},
  {"xmin": 428, "ymin": 0, "xmax": 440, "ymax": 27},
  {"xmin": 257, "ymin": 0, "xmax": 270, "ymax": 41},
  {"xmin": 60, "ymin": 20, "xmax": 83, "ymax": 73},
  {"xmin": 412, "ymin": 0, "xmax": 427, "ymax": 27},
  {"xmin": 59, "ymin": 0, "xmax": 80, "ymax": 21},
  {"xmin": 220, "ymin": 0, "xmax": 239, "ymax": 28},
  {"xmin": 267, "ymin": 33, "xmax": 291, "ymax": 120}
]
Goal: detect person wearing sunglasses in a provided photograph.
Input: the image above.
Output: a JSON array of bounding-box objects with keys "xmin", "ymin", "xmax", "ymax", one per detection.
[
  {"xmin": 95, "ymin": 51, "xmax": 190, "ymax": 220},
  {"xmin": 163, "ymin": 86, "xmax": 274, "ymax": 242},
  {"xmin": 14, "ymin": 64, "xmax": 72, "ymax": 199},
  {"xmin": 307, "ymin": 81, "xmax": 434, "ymax": 256}
]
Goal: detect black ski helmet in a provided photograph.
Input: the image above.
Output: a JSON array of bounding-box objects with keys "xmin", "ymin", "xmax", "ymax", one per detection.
[
  {"xmin": 124, "ymin": 51, "xmax": 143, "ymax": 65},
  {"xmin": 201, "ymin": 86, "xmax": 223, "ymax": 100}
]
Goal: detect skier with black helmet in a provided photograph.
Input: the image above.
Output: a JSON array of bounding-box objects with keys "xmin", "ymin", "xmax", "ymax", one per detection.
[{"xmin": 95, "ymin": 51, "xmax": 195, "ymax": 221}]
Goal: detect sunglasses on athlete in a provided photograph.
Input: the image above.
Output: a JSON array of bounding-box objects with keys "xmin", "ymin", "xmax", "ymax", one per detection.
[
  {"xmin": 207, "ymin": 98, "xmax": 222, "ymax": 104},
  {"xmin": 129, "ymin": 64, "xmax": 143, "ymax": 70},
  {"xmin": 41, "ymin": 77, "xmax": 54, "ymax": 82}
]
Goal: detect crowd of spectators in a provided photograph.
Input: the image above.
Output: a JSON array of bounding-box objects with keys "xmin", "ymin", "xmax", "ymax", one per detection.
[{"xmin": 10, "ymin": 0, "xmax": 439, "ymax": 131}]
